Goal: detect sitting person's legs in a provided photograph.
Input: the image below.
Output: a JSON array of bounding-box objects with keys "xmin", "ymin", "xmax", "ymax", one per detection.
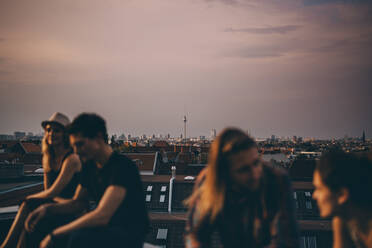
[
  {"xmin": 67, "ymin": 227, "xmax": 143, "ymax": 248},
  {"xmin": 18, "ymin": 212, "xmax": 76, "ymax": 248},
  {"xmin": 1, "ymin": 198, "xmax": 54, "ymax": 248}
]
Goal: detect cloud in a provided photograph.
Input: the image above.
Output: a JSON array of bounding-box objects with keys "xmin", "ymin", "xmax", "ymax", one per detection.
[
  {"xmin": 224, "ymin": 25, "xmax": 301, "ymax": 34},
  {"xmin": 204, "ymin": 0, "xmax": 240, "ymax": 6},
  {"xmin": 0, "ymin": 70, "xmax": 10, "ymax": 75},
  {"xmin": 310, "ymin": 39, "xmax": 350, "ymax": 53},
  {"xmin": 223, "ymin": 47, "xmax": 284, "ymax": 58},
  {"xmin": 309, "ymin": 33, "xmax": 372, "ymax": 55},
  {"xmin": 0, "ymin": 57, "xmax": 7, "ymax": 63},
  {"xmin": 303, "ymin": 0, "xmax": 372, "ymax": 6}
]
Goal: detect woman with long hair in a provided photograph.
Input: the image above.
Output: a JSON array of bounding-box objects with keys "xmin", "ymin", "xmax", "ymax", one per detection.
[
  {"xmin": 185, "ymin": 127, "xmax": 299, "ymax": 247},
  {"xmin": 1, "ymin": 112, "xmax": 82, "ymax": 248}
]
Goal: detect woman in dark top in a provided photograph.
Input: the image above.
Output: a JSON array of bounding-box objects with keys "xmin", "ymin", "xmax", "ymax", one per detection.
[
  {"xmin": 185, "ymin": 128, "xmax": 299, "ymax": 248},
  {"xmin": 1, "ymin": 112, "xmax": 81, "ymax": 248}
]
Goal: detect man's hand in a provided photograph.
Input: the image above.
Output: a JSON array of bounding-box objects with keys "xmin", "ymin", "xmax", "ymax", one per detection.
[
  {"xmin": 25, "ymin": 205, "xmax": 48, "ymax": 232},
  {"xmin": 39, "ymin": 234, "xmax": 53, "ymax": 248}
]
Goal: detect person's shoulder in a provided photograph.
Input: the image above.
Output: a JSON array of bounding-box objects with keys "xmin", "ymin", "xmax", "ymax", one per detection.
[
  {"xmin": 110, "ymin": 152, "xmax": 137, "ymax": 169},
  {"xmin": 112, "ymin": 152, "xmax": 133, "ymax": 163}
]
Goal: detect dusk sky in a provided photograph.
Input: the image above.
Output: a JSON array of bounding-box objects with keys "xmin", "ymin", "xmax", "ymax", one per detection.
[{"xmin": 0, "ymin": 0, "xmax": 371, "ymax": 139}]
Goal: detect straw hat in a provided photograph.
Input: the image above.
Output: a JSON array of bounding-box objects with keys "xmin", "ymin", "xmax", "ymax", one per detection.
[{"xmin": 41, "ymin": 112, "xmax": 70, "ymax": 129}]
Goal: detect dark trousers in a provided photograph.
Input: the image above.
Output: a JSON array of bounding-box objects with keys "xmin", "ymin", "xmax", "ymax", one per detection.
[
  {"xmin": 15, "ymin": 198, "xmax": 56, "ymax": 247},
  {"xmin": 24, "ymin": 214, "xmax": 143, "ymax": 248},
  {"xmin": 66, "ymin": 226, "xmax": 144, "ymax": 248},
  {"xmin": 20, "ymin": 212, "xmax": 75, "ymax": 248}
]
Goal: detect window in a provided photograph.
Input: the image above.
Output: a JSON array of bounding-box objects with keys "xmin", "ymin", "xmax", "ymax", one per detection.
[
  {"xmin": 293, "ymin": 192, "xmax": 299, "ymax": 208},
  {"xmin": 157, "ymin": 228, "xmax": 168, "ymax": 240},
  {"xmin": 161, "ymin": 186, "xmax": 167, "ymax": 192},
  {"xmin": 300, "ymin": 236, "xmax": 317, "ymax": 248},
  {"xmin": 305, "ymin": 191, "xmax": 311, "ymax": 197},
  {"xmin": 145, "ymin": 194, "xmax": 151, "ymax": 202},
  {"xmin": 160, "ymin": 195, "xmax": 166, "ymax": 203},
  {"xmin": 147, "ymin": 185, "xmax": 153, "ymax": 191},
  {"xmin": 305, "ymin": 201, "xmax": 312, "ymax": 209}
]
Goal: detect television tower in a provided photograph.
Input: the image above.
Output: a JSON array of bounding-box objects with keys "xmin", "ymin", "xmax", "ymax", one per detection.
[{"xmin": 183, "ymin": 115, "xmax": 187, "ymax": 142}]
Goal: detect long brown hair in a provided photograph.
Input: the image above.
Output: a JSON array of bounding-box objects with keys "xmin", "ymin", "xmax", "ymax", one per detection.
[
  {"xmin": 42, "ymin": 125, "xmax": 70, "ymax": 173},
  {"xmin": 186, "ymin": 127, "xmax": 257, "ymax": 223}
]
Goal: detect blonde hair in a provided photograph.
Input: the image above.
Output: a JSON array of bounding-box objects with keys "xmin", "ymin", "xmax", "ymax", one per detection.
[
  {"xmin": 185, "ymin": 127, "xmax": 257, "ymax": 223},
  {"xmin": 42, "ymin": 127, "xmax": 70, "ymax": 173}
]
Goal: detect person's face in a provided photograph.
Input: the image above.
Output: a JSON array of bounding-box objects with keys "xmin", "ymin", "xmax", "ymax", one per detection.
[
  {"xmin": 69, "ymin": 133, "xmax": 100, "ymax": 163},
  {"xmin": 44, "ymin": 124, "xmax": 64, "ymax": 146},
  {"xmin": 228, "ymin": 147, "xmax": 263, "ymax": 192},
  {"xmin": 312, "ymin": 170, "xmax": 339, "ymax": 218}
]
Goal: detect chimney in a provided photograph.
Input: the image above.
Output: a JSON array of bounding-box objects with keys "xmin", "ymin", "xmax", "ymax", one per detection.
[{"xmin": 168, "ymin": 166, "xmax": 176, "ymax": 213}]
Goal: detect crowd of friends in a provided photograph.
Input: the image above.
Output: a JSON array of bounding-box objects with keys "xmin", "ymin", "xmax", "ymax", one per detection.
[{"xmin": 0, "ymin": 112, "xmax": 371, "ymax": 248}]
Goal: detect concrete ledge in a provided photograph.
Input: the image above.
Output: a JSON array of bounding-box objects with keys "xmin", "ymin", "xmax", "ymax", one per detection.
[{"xmin": 143, "ymin": 243, "xmax": 161, "ymax": 248}]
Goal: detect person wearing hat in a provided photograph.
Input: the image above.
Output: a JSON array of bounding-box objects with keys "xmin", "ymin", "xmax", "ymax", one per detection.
[
  {"xmin": 25, "ymin": 113, "xmax": 149, "ymax": 248},
  {"xmin": 1, "ymin": 112, "xmax": 82, "ymax": 248}
]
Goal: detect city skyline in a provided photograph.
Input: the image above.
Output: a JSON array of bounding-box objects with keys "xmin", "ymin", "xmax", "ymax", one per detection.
[
  {"xmin": 0, "ymin": 125, "xmax": 369, "ymax": 141},
  {"xmin": 1, "ymin": 0, "xmax": 371, "ymax": 139}
]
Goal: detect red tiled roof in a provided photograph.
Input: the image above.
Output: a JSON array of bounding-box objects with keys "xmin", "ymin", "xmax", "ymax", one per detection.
[
  {"xmin": 0, "ymin": 141, "xmax": 18, "ymax": 150},
  {"xmin": 20, "ymin": 142, "xmax": 41, "ymax": 154},
  {"xmin": 124, "ymin": 153, "xmax": 157, "ymax": 172},
  {"xmin": 153, "ymin": 141, "xmax": 170, "ymax": 148},
  {"xmin": 0, "ymin": 153, "xmax": 18, "ymax": 162}
]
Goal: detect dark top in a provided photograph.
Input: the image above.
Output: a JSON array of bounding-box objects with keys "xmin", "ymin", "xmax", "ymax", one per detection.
[
  {"xmin": 346, "ymin": 221, "xmax": 367, "ymax": 248},
  {"xmin": 46, "ymin": 150, "xmax": 80, "ymax": 199},
  {"xmin": 80, "ymin": 152, "xmax": 149, "ymax": 238},
  {"xmin": 186, "ymin": 165, "xmax": 299, "ymax": 248}
]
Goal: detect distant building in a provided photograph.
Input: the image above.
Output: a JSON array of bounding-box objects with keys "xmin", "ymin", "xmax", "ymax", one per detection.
[
  {"xmin": 210, "ymin": 129, "xmax": 217, "ymax": 139},
  {"xmin": 14, "ymin": 132, "xmax": 26, "ymax": 140},
  {"xmin": 0, "ymin": 135, "xmax": 14, "ymax": 141}
]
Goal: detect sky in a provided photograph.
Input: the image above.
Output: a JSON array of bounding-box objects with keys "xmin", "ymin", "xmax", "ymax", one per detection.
[{"xmin": 0, "ymin": 0, "xmax": 371, "ymax": 139}]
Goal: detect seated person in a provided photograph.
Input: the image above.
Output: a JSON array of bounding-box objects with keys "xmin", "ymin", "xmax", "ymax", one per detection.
[
  {"xmin": 24, "ymin": 113, "xmax": 149, "ymax": 248},
  {"xmin": 185, "ymin": 128, "xmax": 299, "ymax": 247},
  {"xmin": 1, "ymin": 112, "xmax": 81, "ymax": 248},
  {"xmin": 313, "ymin": 150, "xmax": 372, "ymax": 248}
]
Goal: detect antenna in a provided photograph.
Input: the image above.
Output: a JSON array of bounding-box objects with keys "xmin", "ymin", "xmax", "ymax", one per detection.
[{"xmin": 183, "ymin": 115, "xmax": 187, "ymax": 142}]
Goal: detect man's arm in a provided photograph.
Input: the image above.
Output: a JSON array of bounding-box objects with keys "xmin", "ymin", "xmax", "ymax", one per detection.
[{"xmin": 51, "ymin": 185, "xmax": 126, "ymax": 237}]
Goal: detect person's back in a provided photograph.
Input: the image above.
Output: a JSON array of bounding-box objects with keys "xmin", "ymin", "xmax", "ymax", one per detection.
[{"xmin": 80, "ymin": 152, "xmax": 149, "ymax": 240}]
